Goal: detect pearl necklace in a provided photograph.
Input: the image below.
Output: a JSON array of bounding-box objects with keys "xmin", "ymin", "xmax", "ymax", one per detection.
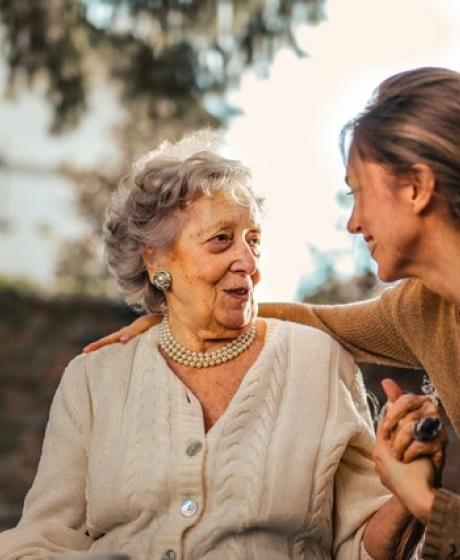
[{"xmin": 159, "ymin": 317, "xmax": 257, "ymax": 368}]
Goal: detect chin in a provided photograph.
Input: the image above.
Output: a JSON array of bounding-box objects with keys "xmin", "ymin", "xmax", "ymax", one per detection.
[{"xmin": 219, "ymin": 305, "xmax": 257, "ymax": 331}]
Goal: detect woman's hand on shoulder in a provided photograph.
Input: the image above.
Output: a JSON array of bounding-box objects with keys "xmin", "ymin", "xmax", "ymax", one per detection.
[{"xmin": 83, "ymin": 314, "xmax": 159, "ymax": 353}]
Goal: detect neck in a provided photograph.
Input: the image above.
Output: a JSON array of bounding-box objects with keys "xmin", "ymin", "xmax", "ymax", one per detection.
[
  {"xmin": 405, "ymin": 220, "xmax": 460, "ymax": 306},
  {"xmin": 167, "ymin": 314, "xmax": 254, "ymax": 353},
  {"xmin": 159, "ymin": 316, "xmax": 257, "ymax": 368}
]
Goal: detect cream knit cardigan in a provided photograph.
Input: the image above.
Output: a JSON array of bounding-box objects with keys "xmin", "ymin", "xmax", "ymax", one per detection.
[{"xmin": 0, "ymin": 320, "xmax": 389, "ymax": 559}]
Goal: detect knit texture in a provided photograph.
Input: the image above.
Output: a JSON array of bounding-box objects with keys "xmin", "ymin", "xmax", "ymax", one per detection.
[
  {"xmin": 261, "ymin": 279, "xmax": 460, "ymax": 559},
  {"xmin": 0, "ymin": 320, "xmax": 389, "ymax": 559},
  {"xmin": 261, "ymin": 279, "xmax": 460, "ymax": 435},
  {"xmin": 423, "ymin": 489, "xmax": 460, "ymax": 559}
]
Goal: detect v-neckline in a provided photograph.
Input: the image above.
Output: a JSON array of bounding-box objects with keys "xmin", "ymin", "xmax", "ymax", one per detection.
[{"xmin": 147, "ymin": 319, "xmax": 281, "ymax": 438}]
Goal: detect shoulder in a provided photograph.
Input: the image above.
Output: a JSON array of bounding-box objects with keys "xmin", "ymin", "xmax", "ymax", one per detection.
[
  {"xmin": 383, "ymin": 278, "xmax": 453, "ymax": 323},
  {"xmin": 271, "ymin": 317, "xmax": 338, "ymax": 346},
  {"xmin": 61, "ymin": 327, "xmax": 158, "ymax": 393},
  {"xmin": 282, "ymin": 318, "xmax": 353, "ymax": 354},
  {"xmin": 269, "ymin": 318, "xmax": 357, "ymax": 380},
  {"xmin": 380, "ymin": 278, "xmax": 441, "ymax": 307}
]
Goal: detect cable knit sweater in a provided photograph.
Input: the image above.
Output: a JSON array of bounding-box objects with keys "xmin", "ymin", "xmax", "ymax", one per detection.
[
  {"xmin": 261, "ymin": 279, "xmax": 460, "ymax": 559},
  {"xmin": 0, "ymin": 320, "xmax": 389, "ymax": 559}
]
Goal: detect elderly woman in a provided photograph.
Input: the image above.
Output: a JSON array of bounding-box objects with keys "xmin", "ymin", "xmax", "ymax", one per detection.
[{"xmin": 0, "ymin": 132, "xmax": 421, "ymax": 559}]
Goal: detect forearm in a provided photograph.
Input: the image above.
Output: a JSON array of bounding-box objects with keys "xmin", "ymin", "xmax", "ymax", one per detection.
[
  {"xmin": 363, "ymin": 496, "xmax": 424, "ymax": 560},
  {"xmin": 259, "ymin": 297, "xmax": 420, "ymax": 368},
  {"xmin": 259, "ymin": 302, "xmax": 318, "ymax": 324}
]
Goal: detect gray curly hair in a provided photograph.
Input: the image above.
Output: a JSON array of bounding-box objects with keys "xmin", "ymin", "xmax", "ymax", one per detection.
[{"xmin": 103, "ymin": 130, "xmax": 263, "ymax": 314}]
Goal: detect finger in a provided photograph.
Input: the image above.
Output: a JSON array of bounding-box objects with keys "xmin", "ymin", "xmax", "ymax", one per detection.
[
  {"xmin": 129, "ymin": 314, "xmax": 160, "ymax": 334},
  {"xmin": 432, "ymin": 447, "xmax": 446, "ymax": 474},
  {"xmin": 391, "ymin": 417, "xmax": 441, "ymax": 460},
  {"xmin": 391, "ymin": 422, "xmax": 416, "ymax": 460},
  {"xmin": 372, "ymin": 440, "xmax": 400, "ymax": 493},
  {"xmin": 381, "ymin": 394, "xmax": 430, "ymax": 438},
  {"xmin": 376, "ymin": 413, "xmax": 394, "ymax": 444},
  {"xmin": 402, "ymin": 439, "xmax": 444, "ymax": 463},
  {"xmin": 83, "ymin": 329, "xmax": 129, "ymax": 353},
  {"xmin": 391, "ymin": 402, "xmax": 440, "ymax": 439},
  {"xmin": 381, "ymin": 378, "xmax": 403, "ymax": 403},
  {"xmin": 403, "ymin": 426, "xmax": 448, "ymax": 462}
]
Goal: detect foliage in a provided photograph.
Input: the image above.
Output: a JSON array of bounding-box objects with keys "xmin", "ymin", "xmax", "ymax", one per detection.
[
  {"xmin": 0, "ymin": 0, "xmax": 326, "ymax": 133},
  {"xmin": 0, "ymin": 273, "xmax": 42, "ymax": 295},
  {"xmin": 0, "ymin": 0, "xmax": 326, "ymax": 297},
  {"xmin": 300, "ymin": 271, "xmax": 380, "ymax": 304},
  {"xmin": 296, "ymin": 245, "xmax": 378, "ymax": 304}
]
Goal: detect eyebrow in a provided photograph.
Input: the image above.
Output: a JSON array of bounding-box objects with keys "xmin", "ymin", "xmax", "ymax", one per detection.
[
  {"xmin": 344, "ymin": 175, "xmax": 351, "ymax": 186},
  {"xmin": 199, "ymin": 219, "xmax": 261, "ymax": 237},
  {"xmin": 198, "ymin": 220, "xmax": 234, "ymax": 236}
]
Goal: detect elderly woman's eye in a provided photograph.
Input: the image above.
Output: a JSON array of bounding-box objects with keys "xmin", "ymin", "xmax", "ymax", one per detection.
[
  {"xmin": 212, "ymin": 233, "xmax": 231, "ymax": 242},
  {"xmin": 248, "ymin": 236, "xmax": 261, "ymax": 254}
]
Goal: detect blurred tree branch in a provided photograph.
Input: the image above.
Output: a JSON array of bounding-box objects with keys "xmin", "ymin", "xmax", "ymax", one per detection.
[
  {"xmin": 0, "ymin": 0, "xmax": 326, "ymax": 298},
  {"xmin": 0, "ymin": 0, "xmax": 325, "ymax": 132}
]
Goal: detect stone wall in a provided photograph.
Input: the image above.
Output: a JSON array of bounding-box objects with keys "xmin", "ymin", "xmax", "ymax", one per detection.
[{"xmin": 0, "ymin": 288, "xmax": 458, "ymax": 531}]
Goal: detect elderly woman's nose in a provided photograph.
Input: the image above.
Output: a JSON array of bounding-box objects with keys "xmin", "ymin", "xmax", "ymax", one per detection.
[{"xmin": 230, "ymin": 240, "xmax": 258, "ymax": 274}]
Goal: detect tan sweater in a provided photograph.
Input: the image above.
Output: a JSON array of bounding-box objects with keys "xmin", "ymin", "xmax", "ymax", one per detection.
[
  {"xmin": 0, "ymin": 320, "xmax": 389, "ymax": 559},
  {"xmin": 261, "ymin": 279, "xmax": 460, "ymax": 559}
]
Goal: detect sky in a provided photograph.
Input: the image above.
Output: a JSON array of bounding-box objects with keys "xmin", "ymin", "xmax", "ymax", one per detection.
[
  {"xmin": 1, "ymin": 0, "xmax": 460, "ymax": 300},
  {"xmin": 225, "ymin": 0, "xmax": 460, "ymax": 300}
]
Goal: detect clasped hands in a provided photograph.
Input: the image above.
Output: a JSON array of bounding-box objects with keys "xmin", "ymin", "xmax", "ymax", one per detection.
[{"xmin": 373, "ymin": 378, "xmax": 448, "ymax": 524}]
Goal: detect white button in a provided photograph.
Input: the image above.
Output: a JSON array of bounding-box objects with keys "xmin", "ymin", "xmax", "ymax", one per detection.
[{"xmin": 180, "ymin": 498, "xmax": 198, "ymax": 517}]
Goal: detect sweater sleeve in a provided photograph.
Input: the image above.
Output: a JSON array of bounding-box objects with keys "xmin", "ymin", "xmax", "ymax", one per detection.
[
  {"xmin": 423, "ymin": 489, "xmax": 460, "ymax": 559},
  {"xmin": 331, "ymin": 347, "xmax": 393, "ymax": 559},
  {"xmin": 259, "ymin": 280, "xmax": 421, "ymax": 368},
  {"xmin": 0, "ymin": 355, "xmax": 93, "ymax": 559}
]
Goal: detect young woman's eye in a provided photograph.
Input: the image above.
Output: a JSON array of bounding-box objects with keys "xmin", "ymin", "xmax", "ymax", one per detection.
[{"xmin": 346, "ymin": 186, "xmax": 361, "ymax": 197}]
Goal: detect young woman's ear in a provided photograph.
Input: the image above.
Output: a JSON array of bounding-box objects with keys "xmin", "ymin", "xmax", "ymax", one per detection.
[{"xmin": 409, "ymin": 163, "xmax": 436, "ymax": 214}]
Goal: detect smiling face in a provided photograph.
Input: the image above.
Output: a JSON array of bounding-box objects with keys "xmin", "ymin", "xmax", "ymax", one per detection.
[
  {"xmin": 146, "ymin": 189, "xmax": 262, "ymax": 345},
  {"xmin": 345, "ymin": 151, "xmax": 425, "ymax": 282}
]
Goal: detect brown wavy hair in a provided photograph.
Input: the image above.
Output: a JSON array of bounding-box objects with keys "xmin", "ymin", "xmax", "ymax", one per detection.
[{"xmin": 341, "ymin": 67, "xmax": 460, "ymax": 224}]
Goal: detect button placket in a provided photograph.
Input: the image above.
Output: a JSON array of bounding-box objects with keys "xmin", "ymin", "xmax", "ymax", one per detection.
[{"xmin": 163, "ymin": 376, "xmax": 205, "ymax": 558}]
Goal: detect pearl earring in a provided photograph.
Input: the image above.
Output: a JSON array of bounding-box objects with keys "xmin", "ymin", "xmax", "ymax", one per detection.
[{"xmin": 152, "ymin": 270, "xmax": 171, "ymax": 291}]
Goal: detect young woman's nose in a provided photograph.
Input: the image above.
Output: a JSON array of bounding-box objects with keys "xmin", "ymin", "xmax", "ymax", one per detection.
[{"xmin": 347, "ymin": 205, "xmax": 361, "ymax": 234}]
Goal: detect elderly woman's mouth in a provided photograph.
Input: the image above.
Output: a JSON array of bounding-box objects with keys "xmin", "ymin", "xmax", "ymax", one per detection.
[{"xmin": 224, "ymin": 287, "xmax": 251, "ymax": 301}]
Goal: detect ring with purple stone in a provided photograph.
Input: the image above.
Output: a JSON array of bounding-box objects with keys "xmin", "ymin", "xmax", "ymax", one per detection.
[{"xmin": 413, "ymin": 417, "xmax": 443, "ymax": 442}]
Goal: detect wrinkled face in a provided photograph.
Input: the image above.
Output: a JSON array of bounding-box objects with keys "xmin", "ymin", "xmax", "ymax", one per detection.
[
  {"xmin": 150, "ymin": 190, "xmax": 262, "ymax": 337},
  {"xmin": 346, "ymin": 152, "xmax": 421, "ymax": 282}
]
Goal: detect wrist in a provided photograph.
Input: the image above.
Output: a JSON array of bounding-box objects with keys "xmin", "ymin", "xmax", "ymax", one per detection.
[{"xmin": 404, "ymin": 484, "xmax": 435, "ymax": 524}]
